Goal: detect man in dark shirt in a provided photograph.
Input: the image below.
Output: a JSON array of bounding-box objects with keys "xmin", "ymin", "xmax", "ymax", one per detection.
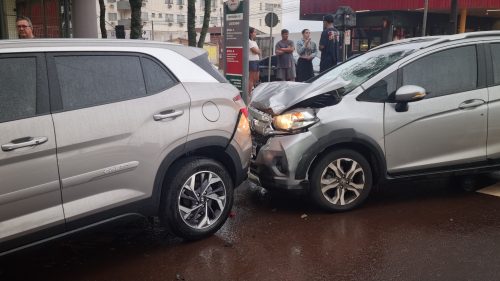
[{"xmin": 319, "ymin": 14, "xmax": 339, "ymax": 72}]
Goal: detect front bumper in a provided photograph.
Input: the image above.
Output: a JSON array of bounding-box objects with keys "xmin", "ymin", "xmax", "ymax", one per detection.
[{"xmin": 250, "ymin": 131, "xmax": 316, "ymax": 191}]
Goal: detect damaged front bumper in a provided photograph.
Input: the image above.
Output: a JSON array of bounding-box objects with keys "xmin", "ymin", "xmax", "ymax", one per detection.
[{"xmin": 249, "ymin": 130, "xmax": 317, "ymax": 192}]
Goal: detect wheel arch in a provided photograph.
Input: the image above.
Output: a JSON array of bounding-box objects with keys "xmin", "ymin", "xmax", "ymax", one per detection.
[
  {"xmin": 296, "ymin": 129, "xmax": 387, "ymax": 185},
  {"xmin": 151, "ymin": 136, "xmax": 243, "ymax": 214}
]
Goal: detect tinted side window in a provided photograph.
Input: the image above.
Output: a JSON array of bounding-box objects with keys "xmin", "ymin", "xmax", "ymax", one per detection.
[
  {"xmin": 142, "ymin": 57, "xmax": 177, "ymax": 94},
  {"xmin": 490, "ymin": 44, "xmax": 500, "ymax": 85},
  {"xmin": 54, "ymin": 55, "xmax": 146, "ymax": 110},
  {"xmin": 0, "ymin": 57, "xmax": 36, "ymax": 123},
  {"xmin": 358, "ymin": 71, "xmax": 397, "ymax": 102},
  {"xmin": 402, "ymin": 46, "xmax": 477, "ymax": 98}
]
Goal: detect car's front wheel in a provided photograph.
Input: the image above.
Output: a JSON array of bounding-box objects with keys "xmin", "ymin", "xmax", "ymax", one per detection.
[
  {"xmin": 310, "ymin": 149, "xmax": 373, "ymax": 212},
  {"xmin": 161, "ymin": 157, "xmax": 234, "ymax": 240}
]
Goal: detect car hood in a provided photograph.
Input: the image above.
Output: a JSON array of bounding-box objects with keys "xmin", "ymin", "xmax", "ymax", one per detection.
[{"xmin": 250, "ymin": 77, "xmax": 350, "ymax": 115}]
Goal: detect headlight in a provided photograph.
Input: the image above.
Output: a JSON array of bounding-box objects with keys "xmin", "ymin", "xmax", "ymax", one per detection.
[{"xmin": 272, "ymin": 109, "xmax": 318, "ymax": 132}]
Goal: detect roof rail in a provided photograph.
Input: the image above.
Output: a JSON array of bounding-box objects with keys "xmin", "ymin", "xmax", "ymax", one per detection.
[
  {"xmin": 370, "ymin": 36, "xmax": 443, "ymax": 51},
  {"xmin": 370, "ymin": 31, "xmax": 500, "ymax": 52}
]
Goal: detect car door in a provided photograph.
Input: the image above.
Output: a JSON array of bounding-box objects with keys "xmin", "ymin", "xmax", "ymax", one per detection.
[
  {"xmin": 46, "ymin": 52, "xmax": 190, "ymax": 224},
  {"xmin": 486, "ymin": 43, "xmax": 500, "ymax": 159},
  {"xmin": 0, "ymin": 54, "xmax": 64, "ymax": 246},
  {"xmin": 384, "ymin": 45, "xmax": 488, "ymax": 174}
]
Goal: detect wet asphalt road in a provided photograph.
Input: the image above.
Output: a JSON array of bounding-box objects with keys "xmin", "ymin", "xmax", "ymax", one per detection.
[{"xmin": 2, "ymin": 175, "xmax": 500, "ymax": 281}]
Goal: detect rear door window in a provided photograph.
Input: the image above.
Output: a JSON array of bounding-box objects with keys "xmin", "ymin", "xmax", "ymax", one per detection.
[
  {"xmin": 0, "ymin": 57, "xmax": 37, "ymax": 123},
  {"xmin": 52, "ymin": 54, "xmax": 147, "ymax": 111}
]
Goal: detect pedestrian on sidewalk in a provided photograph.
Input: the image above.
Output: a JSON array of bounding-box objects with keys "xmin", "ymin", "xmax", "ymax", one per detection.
[
  {"xmin": 296, "ymin": 29, "xmax": 318, "ymax": 82},
  {"xmin": 275, "ymin": 29, "xmax": 295, "ymax": 81},
  {"xmin": 248, "ymin": 27, "xmax": 261, "ymax": 98},
  {"xmin": 319, "ymin": 14, "xmax": 339, "ymax": 72}
]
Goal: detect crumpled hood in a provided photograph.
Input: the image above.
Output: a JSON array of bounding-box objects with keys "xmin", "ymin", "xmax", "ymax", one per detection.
[{"xmin": 250, "ymin": 77, "xmax": 350, "ymax": 115}]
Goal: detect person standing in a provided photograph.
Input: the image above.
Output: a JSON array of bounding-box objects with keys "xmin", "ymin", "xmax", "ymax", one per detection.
[
  {"xmin": 296, "ymin": 29, "xmax": 318, "ymax": 82},
  {"xmin": 16, "ymin": 16, "xmax": 35, "ymax": 39},
  {"xmin": 275, "ymin": 29, "xmax": 295, "ymax": 81},
  {"xmin": 319, "ymin": 14, "xmax": 339, "ymax": 72},
  {"xmin": 248, "ymin": 27, "xmax": 261, "ymax": 97}
]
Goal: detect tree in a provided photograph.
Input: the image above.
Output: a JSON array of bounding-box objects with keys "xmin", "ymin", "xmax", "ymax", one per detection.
[
  {"xmin": 99, "ymin": 0, "xmax": 107, "ymax": 38},
  {"xmin": 187, "ymin": 0, "xmax": 196, "ymax": 46},
  {"xmin": 197, "ymin": 0, "xmax": 211, "ymax": 48},
  {"xmin": 129, "ymin": 0, "xmax": 143, "ymax": 39},
  {"xmin": 187, "ymin": 0, "xmax": 212, "ymax": 47}
]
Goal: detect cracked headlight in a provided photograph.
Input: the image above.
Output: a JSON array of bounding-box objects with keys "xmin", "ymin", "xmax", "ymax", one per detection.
[{"xmin": 272, "ymin": 109, "xmax": 319, "ymax": 132}]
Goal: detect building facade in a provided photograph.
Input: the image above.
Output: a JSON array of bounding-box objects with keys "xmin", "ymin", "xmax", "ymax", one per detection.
[
  {"xmin": 1, "ymin": 0, "xmax": 283, "ymax": 40},
  {"xmin": 300, "ymin": 0, "xmax": 500, "ymax": 56}
]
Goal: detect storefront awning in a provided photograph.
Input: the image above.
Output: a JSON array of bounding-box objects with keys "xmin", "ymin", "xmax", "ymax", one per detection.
[{"xmin": 300, "ymin": 0, "xmax": 500, "ymax": 20}]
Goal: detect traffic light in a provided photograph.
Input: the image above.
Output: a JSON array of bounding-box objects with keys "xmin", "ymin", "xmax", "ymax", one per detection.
[{"xmin": 115, "ymin": 25, "xmax": 125, "ymax": 39}]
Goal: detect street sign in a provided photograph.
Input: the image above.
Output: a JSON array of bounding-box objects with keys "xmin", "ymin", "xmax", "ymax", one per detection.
[{"xmin": 265, "ymin": 12, "xmax": 279, "ymax": 28}]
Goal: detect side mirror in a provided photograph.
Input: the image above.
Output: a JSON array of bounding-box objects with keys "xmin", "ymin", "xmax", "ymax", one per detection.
[
  {"xmin": 394, "ymin": 85, "xmax": 426, "ymax": 112},
  {"xmin": 395, "ymin": 85, "xmax": 426, "ymax": 102}
]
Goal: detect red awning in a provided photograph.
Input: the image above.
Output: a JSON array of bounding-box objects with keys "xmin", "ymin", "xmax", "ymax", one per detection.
[{"xmin": 301, "ymin": 0, "xmax": 500, "ymax": 17}]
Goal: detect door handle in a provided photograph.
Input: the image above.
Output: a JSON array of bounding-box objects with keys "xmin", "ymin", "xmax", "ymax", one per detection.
[
  {"xmin": 153, "ymin": 110, "xmax": 184, "ymax": 121},
  {"xmin": 459, "ymin": 99, "xmax": 485, "ymax": 110},
  {"xmin": 1, "ymin": 136, "xmax": 48, "ymax": 152}
]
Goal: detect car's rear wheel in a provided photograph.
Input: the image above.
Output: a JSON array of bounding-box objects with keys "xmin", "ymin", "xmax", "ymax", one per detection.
[
  {"xmin": 310, "ymin": 149, "xmax": 373, "ymax": 212},
  {"xmin": 161, "ymin": 157, "xmax": 233, "ymax": 240}
]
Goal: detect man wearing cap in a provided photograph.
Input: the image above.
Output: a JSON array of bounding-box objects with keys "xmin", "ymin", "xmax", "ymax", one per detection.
[{"xmin": 319, "ymin": 14, "xmax": 339, "ymax": 72}]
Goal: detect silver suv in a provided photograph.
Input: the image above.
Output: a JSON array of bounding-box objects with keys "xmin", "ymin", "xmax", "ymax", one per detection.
[
  {"xmin": 0, "ymin": 39, "xmax": 251, "ymax": 255},
  {"xmin": 249, "ymin": 31, "xmax": 500, "ymax": 212}
]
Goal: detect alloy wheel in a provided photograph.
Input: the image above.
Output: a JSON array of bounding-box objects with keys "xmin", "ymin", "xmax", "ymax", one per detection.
[
  {"xmin": 320, "ymin": 158, "xmax": 366, "ymax": 206},
  {"xmin": 177, "ymin": 171, "xmax": 227, "ymax": 229}
]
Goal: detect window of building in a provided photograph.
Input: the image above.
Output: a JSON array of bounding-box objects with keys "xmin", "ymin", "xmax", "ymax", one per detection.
[
  {"xmin": 177, "ymin": 0, "xmax": 184, "ymax": 5},
  {"xmin": 177, "ymin": 15, "xmax": 186, "ymax": 23},
  {"xmin": 0, "ymin": 57, "xmax": 37, "ymax": 123},
  {"xmin": 108, "ymin": 13, "xmax": 118, "ymax": 21},
  {"xmin": 402, "ymin": 46, "xmax": 477, "ymax": 98},
  {"xmin": 166, "ymin": 14, "xmax": 174, "ymax": 22},
  {"xmin": 108, "ymin": 0, "xmax": 116, "ymax": 3},
  {"xmin": 210, "ymin": 17, "xmax": 218, "ymax": 26},
  {"xmin": 265, "ymin": 3, "xmax": 279, "ymax": 11},
  {"xmin": 159, "ymin": 13, "xmax": 163, "ymax": 18},
  {"xmin": 54, "ymin": 55, "xmax": 147, "ymax": 111},
  {"xmin": 165, "ymin": 0, "xmax": 173, "ymax": 4},
  {"xmin": 141, "ymin": 12, "xmax": 149, "ymax": 21},
  {"xmin": 152, "ymin": 13, "xmax": 155, "ymax": 18}
]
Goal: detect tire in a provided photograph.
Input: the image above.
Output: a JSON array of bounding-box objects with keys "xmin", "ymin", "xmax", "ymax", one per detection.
[
  {"xmin": 310, "ymin": 149, "xmax": 373, "ymax": 212},
  {"xmin": 161, "ymin": 157, "xmax": 234, "ymax": 240}
]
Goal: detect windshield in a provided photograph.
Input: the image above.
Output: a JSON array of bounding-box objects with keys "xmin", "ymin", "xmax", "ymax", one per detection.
[{"xmin": 310, "ymin": 47, "xmax": 415, "ymax": 93}]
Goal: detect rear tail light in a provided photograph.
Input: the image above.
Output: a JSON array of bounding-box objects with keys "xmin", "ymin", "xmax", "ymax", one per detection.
[{"xmin": 240, "ymin": 107, "xmax": 249, "ymax": 118}]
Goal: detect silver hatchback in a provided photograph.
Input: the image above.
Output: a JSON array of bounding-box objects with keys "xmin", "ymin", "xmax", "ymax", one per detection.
[
  {"xmin": 0, "ymin": 39, "xmax": 251, "ymax": 255},
  {"xmin": 249, "ymin": 31, "xmax": 500, "ymax": 212}
]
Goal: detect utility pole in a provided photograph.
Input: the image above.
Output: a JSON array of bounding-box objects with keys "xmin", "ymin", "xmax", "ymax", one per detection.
[
  {"xmin": 267, "ymin": 5, "xmax": 274, "ymax": 82},
  {"xmin": 450, "ymin": 0, "xmax": 458, "ymax": 34},
  {"xmin": 151, "ymin": 21, "xmax": 154, "ymax": 40},
  {"xmin": 422, "ymin": 0, "xmax": 429, "ymax": 36}
]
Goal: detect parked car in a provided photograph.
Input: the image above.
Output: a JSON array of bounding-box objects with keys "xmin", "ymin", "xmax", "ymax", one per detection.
[
  {"xmin": 249, "ymin": 31, "xmax": 500, "ymax": 212},
  {"xmin": 258, "ymin": 55, "xmax": 278, "ymax": 82},
  {"xmin": 259, "ymin": 55, "xmax": 321, "ymax": 83},
  {"xmin": 0, "ymin": 39, "xmax": 251, "ymax": 255}
]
